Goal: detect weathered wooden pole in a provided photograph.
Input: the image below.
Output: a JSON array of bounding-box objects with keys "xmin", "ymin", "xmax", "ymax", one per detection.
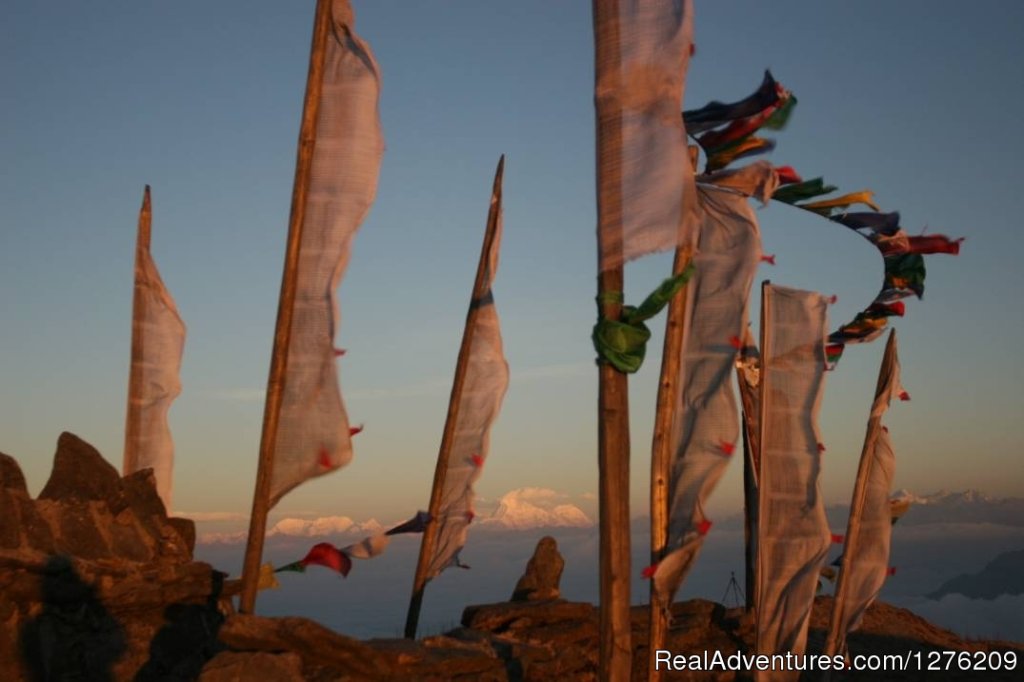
[
  {"xmin": 647, "ymin": 243, "xmax": 692, "ymax": 682},
  {"xmin": 592, "ymin": 2, "xmax": 633, "ymax": 678},
  {"xmin": 239, "ymin": 0, "xmax": 333, "ymax": 614},
  {"xmin": 404, "ymin": 156, "xmax": 506, "ymax": 639},
  {"xmin": 753, "ymin": 280, "xmax": 771, "ymax": 641},
  {"xmin": 736, "ymin": 361, "xmax": 760, "ymax": 611},
  {"xmin": 123, "ymin": 185, "xmax": 152, "ymax": 476},
  {"xmin": 823, "ymin": 330, "xmax": 898, "ymax": 657}
]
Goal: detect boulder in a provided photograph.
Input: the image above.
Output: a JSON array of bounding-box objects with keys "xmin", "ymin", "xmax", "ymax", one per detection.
[
  {"xmin": 39, "ymin": 432, "xmax": 121, "ymax": 504},
  {"xmin": 199, "ymin": 651, "xmax": 304, "ymax": 682},
  {"xmin": 511, "ymin": 536, "xmax": 564, "ymax": 601},
  {"xmin": 217, "ymin": 614, "xmax": 396, "ymax": 680}
]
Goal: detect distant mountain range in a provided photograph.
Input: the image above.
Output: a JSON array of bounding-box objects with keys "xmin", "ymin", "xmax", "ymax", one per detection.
[
  {"xmin": 197, "ymin": 487, "xmax": 593, "ymax": 544},
  {"xmin": 928, "ymin": 548, "xmax": 1024, "ymax": 600}
]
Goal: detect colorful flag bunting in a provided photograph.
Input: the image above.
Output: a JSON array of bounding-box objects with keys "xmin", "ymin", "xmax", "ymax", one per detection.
[{"xmin": 277, "ymin": 511, "xmax": 429, "ymax": 577}]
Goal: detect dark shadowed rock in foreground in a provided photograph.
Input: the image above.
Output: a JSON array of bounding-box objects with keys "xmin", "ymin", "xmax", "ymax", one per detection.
[{"xmin": 0, "ymin": 434, "xmax": 217, "ymax": 681}]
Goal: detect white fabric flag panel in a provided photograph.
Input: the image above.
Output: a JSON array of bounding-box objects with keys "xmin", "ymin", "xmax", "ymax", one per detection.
[
  {"xmin": 652, "ymin": 163, "xmax": 776, "ymax": 603},
  {"xmin": 833, "ymin": 333, "xmax": 905, "ymax": 642},
  {"xmin": 755, "ymin": 284, "xmax": 831, "ymax": 668},
  {"xmin": 127, "ymin": 233, "xmax": 186, "ymax": 510},
  {"xmin": 427, "ymin": 197, "xmax": 509, "ymax": 579},
  {"xmin": 595, "ymin": 0, "xmax": 696, "ymax": 272},
  {"xmin": 269, "ymin": 0, "xmax": 384, "ymax": 507}
]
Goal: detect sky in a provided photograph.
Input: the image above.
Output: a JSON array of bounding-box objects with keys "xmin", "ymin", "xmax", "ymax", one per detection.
[{"xmin": 2, "ymin": 1, "xmax": 1023, "ymax": 529}]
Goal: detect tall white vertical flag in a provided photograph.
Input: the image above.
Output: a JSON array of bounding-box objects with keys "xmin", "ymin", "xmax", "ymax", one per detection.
[
  {"xmin": 595, "ymin": 0, "xmax": 696, "ymax": 272},
  {"xmin": 652, "ymin": 162, "xmax": 778, "ymax": 603},
  {"xmin": 426, "ymin": 163, "xmax": 510, "ymax": 579},
  {"xmin": 755, "ymin": 284, "xmax": 831, "ymax": 678},
  {"xmin": 825, "ymin": 331, "xmax": 906, "ymax": 655},
  {"xmin": 124, "ymin": 186, "xmax": 186, "ymax": 510},
  {"xmin": 268, "ymin": 0, "xmax": 384, "ymax": 507}
]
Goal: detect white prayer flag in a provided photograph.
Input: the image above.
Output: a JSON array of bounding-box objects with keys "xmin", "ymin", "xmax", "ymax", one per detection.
[
  {"xmin": 269, "ymin": 0, "xmax": 384, "ymax": 507},
  {"xmin": 595, "ymin": 0, "xmax": 697, "ymax": 272},
  {"xmin": 755, "ymin": 284, "xmax": 831, "ymax": 679},
  {"xmin": 124, "ymin": 187, "xmax": 186, "ymax": 511}
]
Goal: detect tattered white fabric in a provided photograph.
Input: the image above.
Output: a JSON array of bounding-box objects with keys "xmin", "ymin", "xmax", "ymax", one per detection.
[
  {"xmin": 426, "ymin": 184, "xmax": 510, "ymax": 579},
  {"xmin": 826, "ymin": 332, "xmax": 905, "ymax": 652},
  {"xmin": 755, "ymin": 285, "xmax": 831, "ymax": 676},
  {"xmin": 594, "ymin": 0, "xmax": 697, "ymax": 272},
  {"xmin": 124, "ymin": 193, "xmax": 186, "ymax": 511},
  {"xmin": 652, "ymin": 163, "xmax": 774, "ymax": 604},
  {"xmin": 269, "ymin": 0, "xmax": 384, "ymax": 507}
]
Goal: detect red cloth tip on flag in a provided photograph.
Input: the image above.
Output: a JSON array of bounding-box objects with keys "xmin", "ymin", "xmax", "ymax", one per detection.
[
  {"xmin": 300, "ymin": 543, "xmax": 352, "ymax": 577},
  {"xmin": 318, "ymin": 445, "xmax": 332, "ymax": 469},
  {"xmin": 471, "ymin": 453, "xmax": 484, "ymax": 468},
  {"xmin": 886, "ymin": 566, "xmax": 898, "ymax": 577},
  {"xmin": 828, "ymin": 295, "xmax": 838, "ymax": 305},
  {"xmin": 333, "ymin": 348, "xmax": 346, "ymax": 357},
  {"xmin": 718, "ymin": 441, "xmax": 736, "ymax": 456},
  {"xmin": 760, "ymin": 254, "xmax": 776, "ymax": 265},
  {"xmin": 641, "ymin": 564, "xmax": 659, "ymax": 579},
  {"xmin": 817, "ymin": 443, "xmax": 827, "ymax": 453},
  {"xmin": 689, "ymin": 43, "xmax": 696, "ymax": 57},
  {"xmin": 831, "ymin": 533, "xmax": 845, "ymax": 544},
  {"xmin": 349, "ymin": 424, "xmax": 364, "ymax": 436},
  {"xmin": 882, "ymin": 425, "xmax": 889, "ymax": 433},
  {"xmin": 774, "ymin": 166, "xmax": 802, "ymax": 185},
  {"xmin": 907, "ymin": 234, "xmax": 964, "ymax": 255},
  {"xmin": 465, "ymin": 510, "xmax": 476, "ymax": 523},
  {"xmin": 898, "ymin": 391, "xmax": 910, "ymax": 401},
  {"xmin": 696, "ymin": 519, "xmax": 712, "ymax": 536},
  {"xmin": 729, "ymin": 335, "xmax": 743, "ymax": 350}
]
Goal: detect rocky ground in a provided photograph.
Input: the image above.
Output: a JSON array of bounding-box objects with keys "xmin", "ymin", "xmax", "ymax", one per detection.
[{"xmin": 1, "ymin": 433, "xmax": 1020, "ymax": 680}]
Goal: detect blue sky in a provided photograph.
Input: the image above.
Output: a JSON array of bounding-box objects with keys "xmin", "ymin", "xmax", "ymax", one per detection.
[{"xmin": 2, "ymin": 1, "xmax": 1022, "ymax": 524}]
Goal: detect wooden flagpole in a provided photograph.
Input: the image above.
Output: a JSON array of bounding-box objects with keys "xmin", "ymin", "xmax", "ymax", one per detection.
[
  {"xmin": 404, "ymin": 156, "xmax": 505, "ymax": 639},
  {"xmin": 823, "ymin": 329, "xmax": 898, "ymax": 657},
  {"xmin": 736, "ymin": 362, "xmax": 760, "ymax": 611},
  {"xmin": 647, "ymin": 243, "xmax": 691, "ymax": 682},
  {"xmin": 123, "ymin": 185, "xmax": 152, "ymax": 476},
  {"xmin": 593, "ymin": 2, "xmax": 632, "ymax": 678},
  {"xmin": 239, "ymin": 0, "xmax": 333, "ymax": 614},
  {"xmin": 753, "ymin": 280, "xmax": 771, "ymax": 651},
  {"xmin": 739, "ymin": 400, "xmax": 758, "ymax": 611}
]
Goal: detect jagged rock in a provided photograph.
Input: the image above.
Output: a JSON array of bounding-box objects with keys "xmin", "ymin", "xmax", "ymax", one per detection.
[
  {"xmin": 463, "ymin": 599, "xmax": 594, "ymax": 632},
  {"xmin": 0, "ymin": 488, "xmax": 21, "ymax": 549},
  {"xmin": 115, "ymin": 468, "xmax": 167, "ymax": 518},
  {"xmin": 37, "ymin": 500, "xmax": 111, "ymax": 560},
  {"xmin": 0, "ymin": 452, "xmax": 28, "ymax": 493},
  {"xmin": 168, "ymin": 517, "xmax": 196, "ymax": 555},
  {"xmin": 199, "ymin": 651, "xmax": 304, "ymax": 682},
  {"xmin": 217, "ymin": 614, "xmax": 396, "ymax": 679},
  {"xmin": 39, "ymin": 432, "xmax": 121, "ymax": 503},
  {"xmin": 511, "ymin": 536, "xmax": 564, "ymax": 601}
]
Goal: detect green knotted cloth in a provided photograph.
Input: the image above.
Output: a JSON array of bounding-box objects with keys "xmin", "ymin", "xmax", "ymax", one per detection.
[{"xmin": 592, "ymin": 262, "xmax": 696, "ymax": 374}]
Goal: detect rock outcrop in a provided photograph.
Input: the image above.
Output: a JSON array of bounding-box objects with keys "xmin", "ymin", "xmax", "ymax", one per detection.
[
  {"xmin": 2, "ymin": 435, "xmax": 1020, "ymax": 681},
  {"xmin": 511, "ymin": 535, "xmax": 564, "ymax": 602},
  {"xmin": 0, "ymin": 433, "xmax": 217, "ymax": 681}
]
